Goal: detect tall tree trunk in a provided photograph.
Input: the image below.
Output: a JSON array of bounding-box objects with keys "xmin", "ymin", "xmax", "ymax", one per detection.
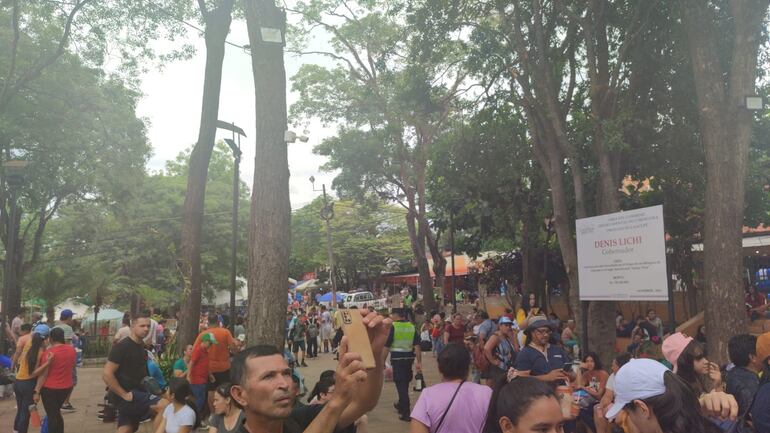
[
  {"xmin": 682, "ymin": 0, "xmax": 767, "ymax": 364},
  {"xmin": 521, "ymin": 219, "xmax": 544, "ymax": 302},
  {"xmin": 5, "ymin": 209, "xmax": 20, "ymax": 315},
  {"xmin": 177, "ymin": 2, "xmax": 234, "ymax": 354},
  {"xmin": 10, "ymin": 236, "xmax": 24, "ymax": 314},
  {"xmin": 588, "ymin": 135, "xmax": 622, "ymax": 364},
  {"xmin": 547, "ymin": 161, "xmax": 582, "ymax": 329},
  {"xmin": 425, "ymin": 224, "xmax": 446, "ymax": 302},
  {"xmin": 405, "ymin": 208, "xmax": 437, "ymax": 312},
  {"xmin": 524, "ymin": 103, "xmax": 583, "ymax": 329},
  {"xmin": 244, "ymin": 0, "xmax": 291, "ymax": 349},
  {"xmin": 416, "ymin": 160, "xmax": 440, "ymax": 311}
]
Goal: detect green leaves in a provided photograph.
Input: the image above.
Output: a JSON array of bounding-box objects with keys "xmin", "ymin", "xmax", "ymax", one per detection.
[
  {"xmin": 33, "ymin": 143, "xmax": 249, "ymax": 310},
  {"xmin": 289, "ymin": 197, "xmax": 411, "ymax": 287}
]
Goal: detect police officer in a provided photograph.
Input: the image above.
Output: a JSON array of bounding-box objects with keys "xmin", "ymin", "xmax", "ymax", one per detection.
[{"xmin": 385, "ymin": 308, "xmax": 422, "ymax": 421}]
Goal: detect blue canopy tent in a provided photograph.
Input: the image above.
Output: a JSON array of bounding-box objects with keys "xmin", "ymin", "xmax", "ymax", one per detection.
[{"xmin": 316, "ymin": 292, "xmax": 345, "ymax": 303}]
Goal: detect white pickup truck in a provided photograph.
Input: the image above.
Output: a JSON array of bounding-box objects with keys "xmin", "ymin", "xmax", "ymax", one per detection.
[{"xmin": 343, "ymin": 291, "xmax": 387, "ymax": 309}]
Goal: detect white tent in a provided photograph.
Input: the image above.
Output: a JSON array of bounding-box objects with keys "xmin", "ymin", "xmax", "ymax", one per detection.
[
  {"xmin": 81, "ymin": 308, "xmax": 125, "ymax": 335},
  {"xmin": 204, "ymin": 286, "xmax": 248, "ymax": 306},
  {"xmin": 53, "ymin": 298, "xmax": 90, "ymax": 320},
  {"xmin": 294, "ymin": 279, "xmax": 325, "ymax": 292}
]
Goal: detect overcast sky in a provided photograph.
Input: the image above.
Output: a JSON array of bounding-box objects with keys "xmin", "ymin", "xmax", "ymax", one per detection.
[{"xmin": 135, "ymin": 19, "xmax": 335, "ymax": 210}]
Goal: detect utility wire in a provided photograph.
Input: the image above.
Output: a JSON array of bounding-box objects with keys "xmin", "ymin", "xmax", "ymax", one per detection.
[{"xmin": 148, "ymin": 1, "xmax": 252, "ymax": 53}]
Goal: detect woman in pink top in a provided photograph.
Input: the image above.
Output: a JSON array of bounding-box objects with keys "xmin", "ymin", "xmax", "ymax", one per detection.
[
  {"xmin": 410, "ymin": 343, "xmax": 492, "ymax": 433},
  {"xmin": 33, "ymin": 327, "xmax": 77, "ymax": 433}
]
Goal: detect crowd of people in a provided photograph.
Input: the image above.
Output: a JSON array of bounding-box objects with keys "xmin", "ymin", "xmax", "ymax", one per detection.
[
  {"xmin": 4, "ymin": 290, "xmax": 770, "ymax": 433},
  {"xmin": 7, "ymin": 308, "xmax": 80, "ymax": 433},
  {"xmin": 379, "ymin": 289, "xmax": 770, "ymax": 433}
]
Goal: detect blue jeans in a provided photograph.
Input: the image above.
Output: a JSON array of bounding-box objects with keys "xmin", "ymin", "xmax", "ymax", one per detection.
[
  {"xmin": 432, "ymin": 337, "xmax": 444, "ymax": 355},
  {"xmin": 190, "ymin": 383, "xmax": 207, "ymax": 412},
  {"xmin": 13, "ymin": 378, "xmax": 36, "ymax": 433}
]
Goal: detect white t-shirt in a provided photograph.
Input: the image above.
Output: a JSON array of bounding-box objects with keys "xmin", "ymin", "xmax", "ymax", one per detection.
[
  {"xmin": 114, "ymin": 326, "xmax": 131, "ymax": 343},
  {"xmin": 144, "ymin": 319, "xmax": 158, "ymax": 345},
  {"xmin": 321, "ymin": 311, "xmax": 332, "ymax": 325},
  {"xmin": 11, "ymin": 316, "xmax": 22, "ymax": 337},
  {"xmin": 163, "ymin": 403, "xmax": 196, "ymax": 433},
  {"xmin": 606, "ymin": 373, "xmax": 616, "ymax": 391}
]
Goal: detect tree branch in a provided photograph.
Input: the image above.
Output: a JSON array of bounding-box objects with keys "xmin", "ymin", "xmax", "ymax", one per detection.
[
  {"xmin": 562, "ymin": 39, "xmax": 577, "ymax": 118},
  {"xmin": 4, "ymin": 0, "xmax": 93, "ymax": 111},
  {"xmin": 0, "ymin": 0, "xmax": 21, "ymax": 111},
  {"xmin": 286, "ymin": 7, "xmax": 375, "ymax": 82},
  {"xmin": 288, "ymin": 50, "xmax": 366, "ymax": 82},
  {"xmin": 197, "ymin": 0, "xmax": 208, "ymax": 16}
]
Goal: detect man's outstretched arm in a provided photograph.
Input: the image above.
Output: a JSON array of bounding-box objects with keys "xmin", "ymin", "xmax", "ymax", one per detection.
[{"xmin": 336, "ymin": 309, "xmax": 391, "ymax": 428}]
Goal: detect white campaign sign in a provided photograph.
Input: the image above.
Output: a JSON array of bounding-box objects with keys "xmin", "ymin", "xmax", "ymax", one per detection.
[{"xmin": 576, "ymin": 205, "xmax": 668, "ymax": 301}]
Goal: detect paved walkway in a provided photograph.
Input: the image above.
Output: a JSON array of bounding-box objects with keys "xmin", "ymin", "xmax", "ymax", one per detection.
[{"xmin": 0, "ymin": 350, "xmax": 443, "ymax": 433}]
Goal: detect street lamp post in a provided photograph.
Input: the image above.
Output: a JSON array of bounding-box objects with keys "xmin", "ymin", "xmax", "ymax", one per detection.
[
  {"xmin": 310, "ymin": 176, "xmax": 337, "ymax": 308},
  {"xmin": 450, "ymin": 210, "xmax": 457, "ymax": 313},
  {"xmin": 1, "ymin": 159, "xmax": 27, "ymax": 355},
  {"xmin": 218, "ymin": 120, "xmax": 246, "ymax": 335}
]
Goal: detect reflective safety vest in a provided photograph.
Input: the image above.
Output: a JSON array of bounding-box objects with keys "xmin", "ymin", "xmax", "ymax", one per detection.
[
  {"xmin": 391, "ymin": 321, "xmax": 416, "ymax": 352},
  {"xmin": 404, "ymin": 295, "xmax": 414, "ymax": 307}
]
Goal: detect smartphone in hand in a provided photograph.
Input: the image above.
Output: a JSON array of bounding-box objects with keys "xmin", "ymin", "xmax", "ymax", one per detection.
[{"xmin": 339, "ymin": 309, "xmax": 376, "ymax": 369}]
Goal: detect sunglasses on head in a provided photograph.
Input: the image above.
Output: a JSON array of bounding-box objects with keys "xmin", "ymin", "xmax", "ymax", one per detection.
[{"xmin": 217, "ymin": 383, "xmax": 234, "ymax": 395}]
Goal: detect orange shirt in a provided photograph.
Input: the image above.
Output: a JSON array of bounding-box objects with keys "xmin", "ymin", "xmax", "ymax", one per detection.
[{"xmin": 193, "ymin": 327, "xmax": 235, "ymax": 373}]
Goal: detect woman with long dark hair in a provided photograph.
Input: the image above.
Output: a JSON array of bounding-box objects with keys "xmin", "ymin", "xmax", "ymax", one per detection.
[
  {"xmin": 33, "ymin": 327, "xmax": 76, "ymax": 433},
  {"xmin": 516, "ymin": 293, "xmax": 543, "ymax": 330},
  {"xmin": 663, "ymin": 333, "xmax": 721, "ymax": 396},
  {"xmin": 12, "ymin": 324, "xmax": 50, "ymax": 433},
  {"xmin": 155, "ymin": 378, "xmax": 200, "ymax": 433},
  {"xmin": 307, "ymin": 377, "xmax": 335, "ymax": 404},
  {"xmin": 207, "ymin": 382, "xmax": 243, "ymax": 433},
  {"xmin": 483, "ymin": 375, "xmax": 564, "ymax": 433},
  {"xmin": 577, "ymin": 352, "xmax": 609, "ymax": 433},
  {"xmin": 605, "ymin": 358, "xmax": 725, "ymax": 433},
  {"xmin": 306, "ymin": 374, "xmax": 371, "ymax": 432}
]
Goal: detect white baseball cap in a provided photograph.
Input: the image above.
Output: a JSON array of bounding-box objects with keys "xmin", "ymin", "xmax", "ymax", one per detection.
[{"xmin": 605, "ymin": 358, "xmax": 669, "ymax": 420}]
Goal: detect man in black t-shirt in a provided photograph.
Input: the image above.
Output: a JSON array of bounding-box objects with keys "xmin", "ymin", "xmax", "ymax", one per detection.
[
  {"xmin": 103, "ymin": 313, "xmax": 169, "ymax": 433},
  {"xmin": 230, "ymin": 309, "xmax": 392, "ymax": 433}
]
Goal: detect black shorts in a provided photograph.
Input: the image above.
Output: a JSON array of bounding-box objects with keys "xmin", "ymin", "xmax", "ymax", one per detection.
[
  {"xmin": 292, "ymin": 340, "xmax": 306, "ymax": 353},
  {"xmin": 116, "ymin": 389, "xmax": 161, "ymax": 428},
  {"xmin": 208, "ymin": 370, "xmax": 231, "ymax": 391}
]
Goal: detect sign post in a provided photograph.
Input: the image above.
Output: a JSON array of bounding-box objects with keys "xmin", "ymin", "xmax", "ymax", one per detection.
[
  {"xmin": 576, "ymin": 205, "xmax": 668, "ymax": 302},
  {"xmin": 576, "ymin": 205, "xmax": 670, "ymax": 347}
]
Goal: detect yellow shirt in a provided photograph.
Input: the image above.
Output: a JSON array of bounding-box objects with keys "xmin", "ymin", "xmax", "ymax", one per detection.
[
  {"xmin": 15, "ymin": 339, "xmax": 34, "ymax": 380},
  {"xmin": 516, "ymin": 308, "xmax": 526, "ymax": 325}
]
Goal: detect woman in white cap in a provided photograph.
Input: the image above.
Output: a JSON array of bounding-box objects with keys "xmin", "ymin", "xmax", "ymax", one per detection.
[{"xmin": 605, "ymin": 358, "xmax": 737, "ymax": 433}]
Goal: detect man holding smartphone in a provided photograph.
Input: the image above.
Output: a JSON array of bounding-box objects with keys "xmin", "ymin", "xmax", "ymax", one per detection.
[{"xmin": 514, "ymin": 316, "xmax": 573, "ymax": 383}]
